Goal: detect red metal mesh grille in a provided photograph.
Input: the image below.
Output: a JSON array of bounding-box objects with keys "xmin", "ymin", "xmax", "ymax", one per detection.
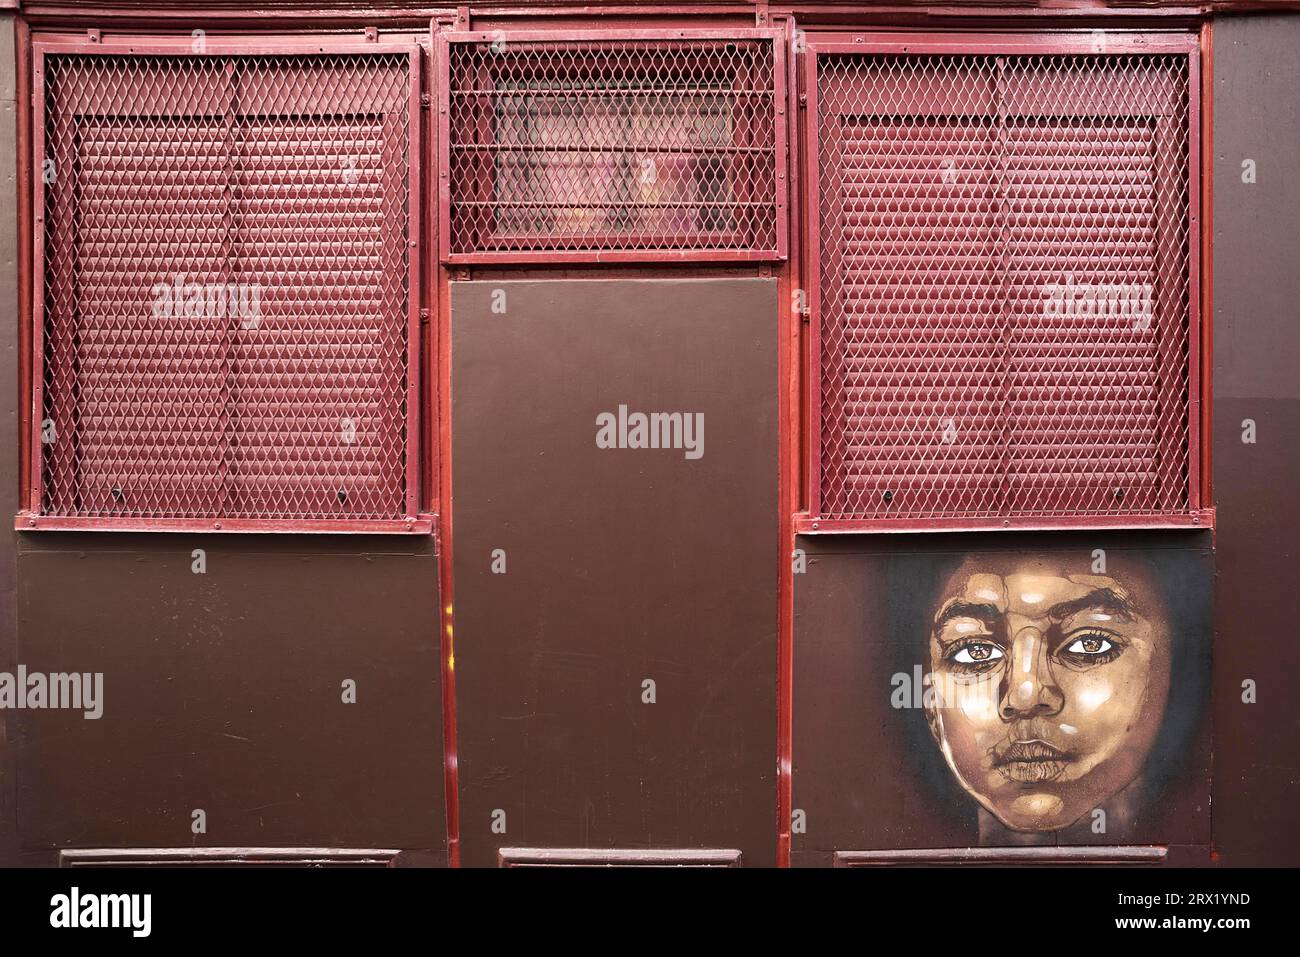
[
  {"xmin": 447, "ymin": 35, "xmax": 779, "ymax": 256},
  {"xmin": 38, "ymin": 52, "xmax": 414, "ymax": 521},
  {"xmin": 815, "ymin": 53, "xmax": 1192, "ymax": 521}
]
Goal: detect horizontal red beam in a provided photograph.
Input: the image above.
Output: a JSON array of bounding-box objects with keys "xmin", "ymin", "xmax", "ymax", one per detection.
[
  {"xmin": 449, "ymin": 26, "xmax": 782, "ymax": 42},
  {"xmin": 795, "ymin": 508, "xmax": 1215, "ymax": 535},
  {"xmin": 16, "ymin": 513, "xmax": 437, "ymax": 535},
  {"xmin": 32, "ymin": 35, "xmax": 422, "ymax": 55},
  {"xmin": 808, "ymin": 31, "xmax": 1199, "ymax": 54},
  {"xmin": 445, "ymin": 248, "xmax": 786, "ymax": 265},
  {"xmin": 17, "ymin": 1, "xmax": 1300, "ymax": 23},
  {"xmin": 13, "ymin": 0, "xmax": 1300, "ymax": 36}
]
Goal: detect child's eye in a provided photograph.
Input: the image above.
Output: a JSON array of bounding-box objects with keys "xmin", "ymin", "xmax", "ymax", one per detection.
[
  {"xmin": 952, "ymin": 642, "xmax": 1003, "ymax": 664},
  {"xmin": 1065, "ymin": 635, "xmax": 1113, "ymax": 655},
  {"xmin": 1057, "ymin": 631, "xmax": 1125, "ymax": 666}
]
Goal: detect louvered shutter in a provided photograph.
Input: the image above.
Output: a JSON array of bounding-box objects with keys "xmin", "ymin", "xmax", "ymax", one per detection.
[
  {"xmin": 34, "ymin": 48, "xmax": 418, "ymax": 527},
  {"xmin": 819, "ymin": 58, "xmax": 1003, "ymax": 516},
  {"xmin": 229, "ymin": 60, "xmax": 411, "ymax": 519},
  {"xmin": 45, "ymin": 60, "xmax": 232, "ymax": 518},
  {"xmin": 815, "ymin": 51, "xmax": 1192, "ymax": 522},
  {"xmin": 1002, "ymin": 115, "xmax": 1161, "ymax": 513}
]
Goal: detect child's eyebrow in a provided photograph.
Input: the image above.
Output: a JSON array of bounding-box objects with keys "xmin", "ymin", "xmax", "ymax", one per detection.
[
  {"xmin": 934, "ymin": 601, "xmax": 1001, "ymax": 630},
  {"xmin": 1047, "ymin": 587, "xmax": 1136, "ymax": 623}
]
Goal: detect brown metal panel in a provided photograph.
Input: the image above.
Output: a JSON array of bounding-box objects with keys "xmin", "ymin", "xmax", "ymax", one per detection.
[
  {"xmin": 14, "ymin": 535, "xmax": 445, "ymax": 857},
  {"xmin": 497, "ymin": 847, "xmax": 742, "ymax": 867},
  {"xmin": 792, "ymin": 532, "xmax": 1212, "ymax": 866},
  {"xmin": 834, "ymin": 846, "xmax": 1167, "ymax": 866},
  {"xmin": 60, "ymin": 847, "xmax": 403, "ymax": 867},
  {"xmin": 451, "ymin": 278, "xmax": 778, "ymax": 867},
  {"xmin": 1210, "ymin": 12, "xmax": 1300, "ymax": 867}
]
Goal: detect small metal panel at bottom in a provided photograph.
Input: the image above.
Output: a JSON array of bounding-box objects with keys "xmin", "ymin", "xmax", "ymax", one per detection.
[
  {"xmin": 498, "ymin": 848, "xmax": 742, "ymax": 867},
  {"xmin": 60, "ymin": 847, "xmax": 402, "ymax": 867}
]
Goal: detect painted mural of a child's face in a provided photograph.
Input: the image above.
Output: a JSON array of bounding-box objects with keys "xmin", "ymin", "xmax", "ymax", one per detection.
[{"xmin": 924, "ymin": 558, "xmax": 1171, "ymax": 832}]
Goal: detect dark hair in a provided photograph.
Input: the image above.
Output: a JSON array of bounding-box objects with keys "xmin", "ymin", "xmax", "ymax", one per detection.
[{"xmin": 886, "ymin": 540, "xmax": 1212, "ymax": 839}]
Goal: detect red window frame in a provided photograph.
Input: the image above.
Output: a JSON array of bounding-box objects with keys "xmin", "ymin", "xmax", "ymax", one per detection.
[
  {"xmin": 20, "ymin": 34, "xmax": 430, "ymax": 534},
  {"xmin": 799, "ymin": 31, "xmax": 1209, "ymax": 534},
  {"xmin": 437, "ymin": 27, "xmax": 789, "ymax": 264}
]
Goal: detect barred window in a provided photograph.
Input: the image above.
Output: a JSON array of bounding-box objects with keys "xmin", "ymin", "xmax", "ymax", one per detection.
[
  {"xmin": 810, "ymin": 43, "xmax": 1198, "ymax": 526},
  {"xmin": 30, "ymin": 44, "xmax": 424, "ymax": 531},
  {"xmin": 444, "ymin": 31, "xmax": 784, "ymax": 260}
]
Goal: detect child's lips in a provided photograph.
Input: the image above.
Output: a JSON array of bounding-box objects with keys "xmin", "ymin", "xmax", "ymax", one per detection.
[{"xmin": 993, "ymin": 739, "xmax": 1070, "ymax": 783}]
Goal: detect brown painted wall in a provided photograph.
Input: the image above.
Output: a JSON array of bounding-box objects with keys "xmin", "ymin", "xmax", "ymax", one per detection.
[
  {"xmin": 1, "ymin": 8, "xmax": 1297, "ymax": 870},
  {"xmin": 1209, "ymin": 12, "xmax": 1300, "ymax": 867},
  {"xmin": 14, "ymin": 535, "xmax": 445, "ymax": 861},
  {"xmin": 451, "ymin": 278, "xmax": 779, "ymax": 866}
]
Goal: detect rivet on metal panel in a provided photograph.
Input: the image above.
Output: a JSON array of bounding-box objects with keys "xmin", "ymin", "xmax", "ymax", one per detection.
[
  {"xmin": 365, "ymin": 27, "xmax": 379, "ymax": 42},
  {"xmin": 87, "ymin": 29, "xmax": 101, "ymax": 43}
]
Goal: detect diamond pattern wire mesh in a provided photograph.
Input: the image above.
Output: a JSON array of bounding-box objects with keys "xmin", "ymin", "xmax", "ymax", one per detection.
[
  {"xmin": 447, "ymin": 36, "xmax": 779, "ymax": 256},
  {"xmin": 39, "ymin": 53, "xmax": 413, "ymax": 521},
  {"xmin": 816, "ymin": 53, "xmax": 1192, "ymax": 521}
]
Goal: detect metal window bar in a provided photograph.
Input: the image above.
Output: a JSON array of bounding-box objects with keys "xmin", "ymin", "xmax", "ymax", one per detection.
[
  {"xmin": 812, "ymin": 47, "xmax": 1195, "ymax": 523},
  {"xmin": 31, "ymin": 45, "xmax": 423, "ymax": 530},
  {"xmin": 442, "ymin": 30, "xmax": 786, "ymax": 261}
]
